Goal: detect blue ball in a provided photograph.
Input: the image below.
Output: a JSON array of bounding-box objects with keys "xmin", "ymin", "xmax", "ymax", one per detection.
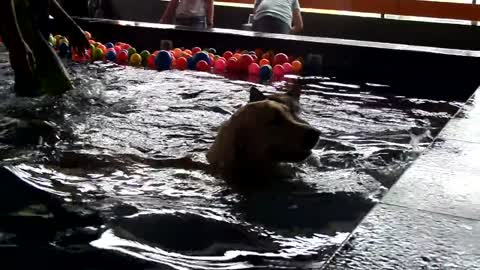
[
  {"xmin": 106, "ymin": 50, "xmax": 117, "ymax": 62},
  {"xmin": 105, "ymin": 42, "xmax": 114, "ymax": 49},
  {"xmin": 259, "ymin": 65, "xmax": 272, "ymax": 80},
  {"xmin": 58, "ymin": 43, "xmax": 70, "ymax": 58},
  {"xmin": 155, "ymin": 50, "xmax": 172, "ymax": 71},
  {"xmin": 193, "ymin": 52, "xmax": 211, "ymax": 65},
  {"xmin": 187, "ymin": 57, "xmax": 196, "ymax": 70}
]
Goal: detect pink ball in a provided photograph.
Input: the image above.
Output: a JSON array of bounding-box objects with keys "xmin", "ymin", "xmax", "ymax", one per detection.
[
  {"xmin": 273, "ymin": 64, "xmax": 285, "ymax": 76},
  {"xmin": 282, "ymin": 62, "xmax": 293, "ymax": 74},
  {"xmin": 214, "ymin": 59, "xmax": 226, "ymax": 72},
  {"xmin": 248, "ymin": 63, "xmax": 260, "ymax": 75}
]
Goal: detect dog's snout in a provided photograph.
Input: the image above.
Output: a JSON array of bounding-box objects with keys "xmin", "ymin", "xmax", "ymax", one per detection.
[{"xmin": 304, "ymin": 128, "xmax": 320, "ymax": 149}]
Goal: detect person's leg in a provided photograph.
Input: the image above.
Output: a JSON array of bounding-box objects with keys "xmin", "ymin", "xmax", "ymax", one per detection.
[
  {"xmin": 252, "ymin": 15, "xmax": 290, "ymax": 34},
  {"xmin": 14, "ymin": 0, "xmax": 72, "ymax": 96}
]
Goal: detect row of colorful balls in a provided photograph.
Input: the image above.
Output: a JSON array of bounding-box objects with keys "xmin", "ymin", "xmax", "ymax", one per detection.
[{"xmin": 50, "ymin": 32, "xmax": 304, "ymax": 80}]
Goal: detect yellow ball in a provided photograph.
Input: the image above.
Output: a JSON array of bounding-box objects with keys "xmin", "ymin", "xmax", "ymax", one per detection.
[{"xmin": 129, "ymin": 53, "xmax": 142, "ymax": 66}]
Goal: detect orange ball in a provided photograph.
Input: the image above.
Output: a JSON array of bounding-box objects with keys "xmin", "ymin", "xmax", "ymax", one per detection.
[
  {"xmin": 173, "ymin": 48, "xmax": 183, "ymax": 58},
  {"xmin": 233, "ymin": 53, "xmax": 242, "ymax": 60},
  {"xmin": 291, "ymin": 60, "xmax": 303, "ymax": 73},
  {"xmin": 259, "ymin": 58, "xmax": 270, "ymax": 66},
  {"xmin": 84, "ymin": 31, "xmax": 92, "ymax": 40},
  {"xmin": 184, "ymin": 49, "xmax": 192, "ymax": 55}
]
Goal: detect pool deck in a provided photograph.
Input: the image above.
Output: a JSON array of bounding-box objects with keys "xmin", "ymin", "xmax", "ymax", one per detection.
[{"xmin": 322, "ymin": 88, "xmax": 480, "ymax": 269}]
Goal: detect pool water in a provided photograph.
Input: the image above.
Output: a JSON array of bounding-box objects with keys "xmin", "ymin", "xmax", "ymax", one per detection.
[{"xmin": 0, "ymin": 48, "xmax": 463, "ymax": 269}]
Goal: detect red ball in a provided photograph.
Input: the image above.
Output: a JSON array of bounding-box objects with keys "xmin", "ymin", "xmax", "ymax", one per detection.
[
  {"xmin": 192, "ymin": 47, "xmax": 202, "ymax": 54},
  {"xmin": 223, "ymin": 51, "xmax": 233, "ymax": 60},
  {"xmin": 176, "ymin": 57, "xmax": 188, "ymax": 70},
  {"xmin": 227, "ymin": 57, "xmax": 238, "ymax": 72},
  {"xmin": 239, "ymin": 54, "xmax": 254, "ymax": 71},
  {"xmin": 114, "ymin": 46, "xmax": 122, "ymax": 53},
  {"xmin": 274, "ymin": 53, "xmax": 289, "ymax": 65},
  {"xmin": 153, "ymin": 50, "xmax": 160, "ymax": 56},
  {"xmin": 282, "ymin": 62, "xmax": 293, "ymax": 74},
  {"xmin": 147, "ymin": 54, "xmax": 156, "ymax": 69},
  {"xmin": 196, "ymin": 60, "xmax": 210, "ymax": 72},
  {"xmin": 117, "ymin": 50, "xmax": 129, "ymax": 63},
  {"xmin": 248, "ymin": 63, "xmax": 260, "ymax": 75},
  {"xmin": 121, "ymin": 43, "xmax": 131, "ymax": 50},
  {"xmin": 273, "ymin": 64, "xmax": 285, "ymax": 76},
  {"xmin": 214, "ymin": 59, "xmax": 226, "ymax": 72}
]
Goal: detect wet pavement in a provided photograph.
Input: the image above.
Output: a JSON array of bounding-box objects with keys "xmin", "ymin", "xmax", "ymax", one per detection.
[{"xmin": 324, "ymin": 90, "xmax": 480, "ymax": 269}]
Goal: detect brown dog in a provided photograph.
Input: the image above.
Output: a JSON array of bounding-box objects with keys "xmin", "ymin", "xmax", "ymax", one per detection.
[{"xmin": 206, "ymin": 86, "xmax": 320, "ymax": 179}]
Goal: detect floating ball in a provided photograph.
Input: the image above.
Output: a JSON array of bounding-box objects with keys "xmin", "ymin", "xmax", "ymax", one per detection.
[
  {"xmin": 259, "ymin": 64, "xmax": 272, "ymax": 80},
  {"xmin": 48, "ymin": 34, "xmax": 56, "ymax": 46},
  {"xmin": 227, "ymin": 57, "xmax": 238, "ymax": 72},
  {"xmin": 140, "ymin": 50, "xmax": 151, "ymax": 65},
  {"xmin": 192, "ymin": 47, "xmax": 202, "ymax": 54},
  {"xmin": 89, "ymin": 39, "xmax": 95, "ymax": 45},
  {"xmin": 282, "ymin": 62, "xmax": 293, "ymax": 74},
  {"xmin": 237, "ymin": 54, "xmax": 253, "ymax": 72},
  {"xmin": 291, "ymin": 60, "xmax": 303, "ymax": 73},
  {"xmin": 184, "ymin": 49, "xmax": 192, "ymax": 55},
  {"xmin": 105, "ymin": 42, "xmax": 114, "ymax": 49},
  {"xmin": 130, "ymin": 53, "xmax": 142, "ymax": 66},
  {"xmin": 223, "ymin": 51, "xmax": 233, "ymax": 60},
  {"xmin": 259, "ymin": 58, "xmax": 270, "ymax": 66},
  {"xmin": 173, "ymin": 48, "xmax": 183, "ymax": 58},
  {"xmin": 214, "ymin": 59, "xmax": 226, "ymax": 72},
  {"xmin": 153, "ymin": 50, "xmax": 160, "ymax": 56},
  {"xmin": 54, "ymin": 34, "xmax": 62, "ymax": 44},
  {"xmin": 176, "ymin": 57, "xmax": 188, "ymax": 70},
  {"xmin": 84, "ymin": 31, "xmax": 92, "ymax": 40},
  {"xmin": 121, "ymin": 43, "xmax": 131, "ymax": 50},
  {"xmin": 233, "ymin": 53, "xmax": 242, "ymax": 60},
  {"xmin": 97, "ymin": 44, "xmax": 107, "ymax": 54},
  {"xmin": 248, "ymin": 63, "xmax": 260, "ymax": 75},
  {"xmin": 274, "ymin": 53, "xmax": 289, "ymax": 65},
  {"xmin": 208, "ymin": 48, "xmax": 217, "ymax": 54},
  {"xmin": 114, "ymin": 45, "xmax": 122, "ymax": 53},
  {"xmin": 155, "ymin": 50, "xmax": 172, "ymax": 71},
  {"xmin": 196, "ymin": 60, "xmax": 210, "ymax": 72},
  {"xmin": 127, "ymin": 47, "xmax": 137, "ymax": 57},
  {"xmin": 106, "ymin": 50, "xmax": 117, "ymax": 62},
  {"xmin": 58, "ymin": 37, "xmax": 69, "ymax": 47},
  {"xmin": 92, "ymin": 47, "xmax": 104, "ymax": 61},
  {"xmin": 273, "ymin": 64, "xmax": 285, "ymax": 76},
  {"xmin": 193, "ymin": 52, "xmax": 211, "ymax": 64},
  {"xmin": 147, "ymin": 54, "xmax": 156, "ymax": 69},
  {"xmin": 187, "ymin": 57, "xmax": 196, "ymax": 70},
  {"xmin": 58, "ymin": 43, "xmax": 70, "ymax": 58},
  {"xmin": 117, "ymin": 49, "xmax": 129, "ymax": 63}
]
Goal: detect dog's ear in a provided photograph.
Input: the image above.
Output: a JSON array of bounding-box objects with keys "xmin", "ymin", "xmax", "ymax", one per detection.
[
  {"xmin": 249, "ymin": 86, "xmax": 267, "ymax": 102},
  {"xmin": 286, "ymin": 85, "xmax": 301, "ymax": 101}
]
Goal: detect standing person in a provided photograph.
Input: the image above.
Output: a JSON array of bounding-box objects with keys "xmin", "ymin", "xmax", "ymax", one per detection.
[
  {"xmin": 0, "ymin": 0, "xmax": 89, "ymax": 97},
  {"xmin": 252, "ymin": 0, "xmax": 303, "ymax": 34},
  {"xmin": 160, "ymin": 0, "xmax": 214, "ymax": 30}
]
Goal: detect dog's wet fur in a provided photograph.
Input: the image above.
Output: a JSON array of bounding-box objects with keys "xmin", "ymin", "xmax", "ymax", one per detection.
[{"xmin": 206, "ymin": 86, "xmax": 320, "ymax": 181}]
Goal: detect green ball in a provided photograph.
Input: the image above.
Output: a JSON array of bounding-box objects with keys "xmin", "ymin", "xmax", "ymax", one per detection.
[
  {"xmin": 140, "ymin": 50, "xmax": 151, "ymax": 65},
  {"xmin": 48, "ymin": 34, "xmax": 56, "ymax": 47},
  {"xmin": 127, "ymin": 47, "xmax": 137, "ymax": 57},
  {"xmin": 92, "ymin": 47, "xmax": 104, "ymax": 61}
]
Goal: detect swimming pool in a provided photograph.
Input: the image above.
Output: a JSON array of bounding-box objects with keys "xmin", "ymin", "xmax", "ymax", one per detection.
[{"xmin": 0, "ymin": 47, "xmax": 463, "ymax": 269}]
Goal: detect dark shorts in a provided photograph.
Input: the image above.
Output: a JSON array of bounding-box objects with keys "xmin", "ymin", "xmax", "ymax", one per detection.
[
  {"xmin": 252, "ymin": 15, "xmax": 291, "ymax": 34},
  {"xmin": 174, "ymin": 16, "xmax": 207, "ymax": 30}
]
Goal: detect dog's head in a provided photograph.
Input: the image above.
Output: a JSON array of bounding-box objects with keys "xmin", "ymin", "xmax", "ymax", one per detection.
[{"xmin": 207, "ymin": 87, "xmax": 320, "ymax": 174}]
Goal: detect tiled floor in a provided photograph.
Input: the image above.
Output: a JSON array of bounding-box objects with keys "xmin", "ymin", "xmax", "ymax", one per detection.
[{"xmin": 324, "ymin": 90, "xmax": 480, "ymax": 269}]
